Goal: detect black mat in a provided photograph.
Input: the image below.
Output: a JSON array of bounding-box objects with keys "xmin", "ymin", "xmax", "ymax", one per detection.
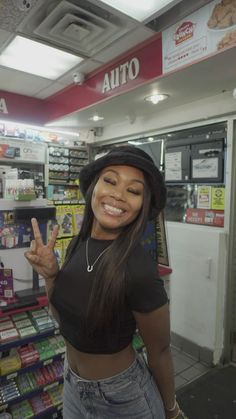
[{"xmin": 176, "ymin": 365, "xmax": 236, "ymax": 419}]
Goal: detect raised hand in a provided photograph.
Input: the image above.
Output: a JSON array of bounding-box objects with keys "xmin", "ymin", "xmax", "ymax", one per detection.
[{"xmin": 24, "ymin": 218, "xmax": 59, "ymax": 281}]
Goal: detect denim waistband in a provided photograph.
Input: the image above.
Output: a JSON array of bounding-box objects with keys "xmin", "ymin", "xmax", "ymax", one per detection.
[{"xmin": 65, "ymin": 353, "xmax": 147, "ymax": 390}]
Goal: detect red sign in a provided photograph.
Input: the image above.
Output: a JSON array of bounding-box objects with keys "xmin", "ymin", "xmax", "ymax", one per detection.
[
  {"xmin": 46, "ymin": 35, "xmax": 162, "ymax": 123},
  {"xmin": 185, "ymin": 208, "xmax": 224, "ymax": 227},
  {"xmin": 0, "ymin": 91, "xmax": 47, "ymax": 125}
]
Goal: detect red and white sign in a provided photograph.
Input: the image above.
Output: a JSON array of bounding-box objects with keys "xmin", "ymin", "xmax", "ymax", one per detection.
[
  {"xmin": 186, "ymin": 208, "xmax": 224, "ymax": 227},
  {"xmin": 162, "ymin": 0, "xmax": 236, "ymax": 73},
  {"xmin": 0, "ymin": 98, "xmax": 8, "ymax": 114},
  {"xmin": 47, "ymin": 36, "xmax": 162, "ymax": 122},
  {"xmin": 102, "ymin": 57, "xmax": 140, "ymax": 93}
]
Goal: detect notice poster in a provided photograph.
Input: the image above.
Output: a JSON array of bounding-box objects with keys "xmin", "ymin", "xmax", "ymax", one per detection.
[
  {"xmin": 192, "ymin": 158, "xmax": 218, "ymax": 179},
  {"xmin": 162, "ymin": 0, "xmax": 236, "ymax": 73},
  {"xmin": 165, "ymin": 152, "xmax": 182, "ymax": 181},
  {"xmin": 211, "ymin": 186, "xmax": 225, "ymax": 209},
  {"xmin": 197, "ymin": 185, "xmax": 212, "ymax": 209}
]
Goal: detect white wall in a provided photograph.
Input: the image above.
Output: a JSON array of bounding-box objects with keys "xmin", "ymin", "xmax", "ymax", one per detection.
[{"xmin": 166, "ymin": 222, "xmax": 227, "ymax": 363}]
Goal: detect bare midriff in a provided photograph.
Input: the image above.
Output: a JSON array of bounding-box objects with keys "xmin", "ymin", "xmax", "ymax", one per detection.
[{"xmin": 66, "ymin": 339, "xmax": 136, "ymax": 380}]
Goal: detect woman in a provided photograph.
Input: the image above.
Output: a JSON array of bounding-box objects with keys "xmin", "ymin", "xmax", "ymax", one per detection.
[{"xmin": 25, "ymin": 145, "xmax": 186, "ymax": 419}]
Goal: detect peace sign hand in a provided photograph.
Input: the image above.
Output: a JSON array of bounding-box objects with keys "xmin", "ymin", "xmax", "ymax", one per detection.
[{"xmin": 24, "ymin": 218, "xmax": 59, "ymax": 282}]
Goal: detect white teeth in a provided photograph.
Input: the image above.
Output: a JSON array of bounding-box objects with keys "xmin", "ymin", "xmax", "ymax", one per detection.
[{"xmin": 104, "ymin": 204, "xmax": 123, "ymax": 215}]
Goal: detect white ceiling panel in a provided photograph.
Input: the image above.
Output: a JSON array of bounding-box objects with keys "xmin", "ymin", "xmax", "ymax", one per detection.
[
  {"xmin": 0, "ymin": 29, "xmax": 13, "ymax": 50},
  {"xmin": 0, "ymin": 67, "xmax": 54, "ymax": 96},
  {"xmin": 34, "ymin": 81, "xmax": 70, "ymax": 99},
  {"xmin": 93, "ymin": 26, "xmax": 154, "ymax": 63}
]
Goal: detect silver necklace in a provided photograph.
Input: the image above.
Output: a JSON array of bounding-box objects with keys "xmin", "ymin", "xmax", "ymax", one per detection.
[{"xmin": 86, "ymin": 238, "xmax": 110, "ymax": 272}]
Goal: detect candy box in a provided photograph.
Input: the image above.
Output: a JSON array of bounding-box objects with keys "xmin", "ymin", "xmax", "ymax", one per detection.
[{"xmin": 0, "ymin": 269, "xmax": 14, "ymax": 300}]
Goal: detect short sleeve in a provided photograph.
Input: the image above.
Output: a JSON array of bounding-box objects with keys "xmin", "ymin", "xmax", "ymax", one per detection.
[{"xmin": 125, "ymin": 245, "xmax": 168, "ymax": 313}]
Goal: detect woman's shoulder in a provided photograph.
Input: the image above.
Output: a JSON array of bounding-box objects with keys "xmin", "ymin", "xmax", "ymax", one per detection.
[{"xmin": 127, "ymin": 243, "xmax": 158, "ymax": 278}]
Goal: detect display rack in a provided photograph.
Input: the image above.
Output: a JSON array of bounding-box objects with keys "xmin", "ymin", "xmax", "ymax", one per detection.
[{"xmin": 0, "ymin": 303, "xmax": 65, "ymax": 418}]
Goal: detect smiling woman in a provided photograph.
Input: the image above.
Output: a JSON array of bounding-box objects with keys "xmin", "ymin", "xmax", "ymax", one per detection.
[{"xmin": 25, "ymin": 145, "xmax": 187, "ymax": 419}]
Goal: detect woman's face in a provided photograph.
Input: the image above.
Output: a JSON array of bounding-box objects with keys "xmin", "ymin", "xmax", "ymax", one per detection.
[{"xmin": 91, "ymin": 165, "xmax": 145, "ymax": 239}]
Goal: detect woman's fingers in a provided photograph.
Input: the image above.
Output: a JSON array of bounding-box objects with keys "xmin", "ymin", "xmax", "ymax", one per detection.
[
  {"xmin": 48, "ymin": 224, "xmax": 59, "ymax": 249},
  {"xmin": 24, "ymin": 251, "xmax": 41, "ymax": 265},
  {"xmin": 31, "ymin": 218, "xmax": 44, "ymax": 247},
  {"xmin": 30, "ymin": 239, "xmax": 36, "ymax": 252}
]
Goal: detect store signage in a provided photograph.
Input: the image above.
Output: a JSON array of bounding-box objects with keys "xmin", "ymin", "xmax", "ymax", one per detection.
[
  {"xmin": 102, "ymin": 57, "xmax": 140, "ymax": 93},
  {"xmin": 0, "ymin": 139, "xmax": 45, "ymax": 163},
  {"xmin": 174, "ymin": 21, "xmax": 195, "ymax": 45},
  {"xmin": 0, "ymin": 98, "xmax": 8, "ymax": 114},
  {"xmin": 162, "ymin": 0, "xmax": 236, "ymax": 73}
]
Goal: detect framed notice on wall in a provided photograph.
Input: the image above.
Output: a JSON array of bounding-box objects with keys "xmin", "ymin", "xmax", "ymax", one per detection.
[
  {"xmin": 191, "ymin": 140, "xmax": 224, "ymax": 183},
  {"xmin": 165, "ymin": 145, "xmax": 191, "ymax": 183}
]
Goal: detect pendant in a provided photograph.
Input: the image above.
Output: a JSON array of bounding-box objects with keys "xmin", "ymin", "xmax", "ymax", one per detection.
[{"xmin": 87, "ymin": 265, "xmax": 93, "ymax": 272}]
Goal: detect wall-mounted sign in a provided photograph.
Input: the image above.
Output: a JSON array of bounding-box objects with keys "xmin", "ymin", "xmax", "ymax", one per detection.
[
  {"xmin": 162, "ymin": 0, "xmax": 236, "ymax": 73},
  {"xmin": 102, "ymin": 57, "xmax": 140, "ymax": 93},
  {"xmin": 0, "ymin": 98, "xmax": 8, "ymax": 114},
  {"xmin": 0, "ymin": 139, "xmax": 46, "ymax": 163}
]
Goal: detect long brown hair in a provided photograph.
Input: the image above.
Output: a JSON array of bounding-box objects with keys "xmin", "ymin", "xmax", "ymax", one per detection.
[{"xmin": 79, "ymin": 171, "xmax": 151, "ymax": 331}]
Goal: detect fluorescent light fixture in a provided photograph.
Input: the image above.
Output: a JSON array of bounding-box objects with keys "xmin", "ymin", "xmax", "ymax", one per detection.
[
  {"xmin": 145, "ymin": 94, "xmax": 169, "ymax": 104},
  {"xmin": 0, "ymin": 36, "xmax": 83, "ymax": 79},
  {"xmin": 99, "ymin": 0, "xmax": 177, "ymax": 21},
  {"xmin": 88, "ymin": 115, "xmax": 104, "ymax": 121}
]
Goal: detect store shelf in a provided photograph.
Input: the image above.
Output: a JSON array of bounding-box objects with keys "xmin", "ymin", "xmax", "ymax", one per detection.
[
  {"xmin": 0, "ymin": 295, "xmax": 48, "ymax": 317},
  {"xmin": 34, "ymin": 403, "xmax": 63, "ymax": 419},
  {"xmin": 0, "ymin": 353, "xmax": 65, "ymax": 384},
  {"xmin": 0, "ymin": 327, "xmax": 60, "ymax": 352},
  {"xmin": 0, "ymin": 378, "xmax": 63, "ymax": 411}
]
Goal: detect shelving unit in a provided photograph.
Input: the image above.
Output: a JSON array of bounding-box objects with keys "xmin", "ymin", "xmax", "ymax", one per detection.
[{"xmin": 0, "ymin": 303, "xmax": 65, "ymax": 418}]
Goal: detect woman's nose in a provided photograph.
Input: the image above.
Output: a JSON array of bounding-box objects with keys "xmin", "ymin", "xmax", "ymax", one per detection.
[{"xmin": 110, "ymin": 187, "xmax": 125, "ymax": 200}]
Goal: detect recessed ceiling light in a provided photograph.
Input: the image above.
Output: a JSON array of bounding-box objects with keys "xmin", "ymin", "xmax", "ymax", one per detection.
[
  {"xmin": 99, "ymin": 0, "xmax": 179, "ymax": 21},
  {"xmin": 145, "ymin": 94, "xmax": 169, "ymax": 104},
  {"xmin": 88, "ymin": 115, "xmax": 104, "ymax": 121},
  {"xmin": 0, "ymin": 35, "xmax": 83, "ymax": 80}
]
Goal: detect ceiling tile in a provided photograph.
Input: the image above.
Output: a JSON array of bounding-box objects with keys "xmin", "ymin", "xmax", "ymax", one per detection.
[
  {"xmin": 93, "ymin": 26, "xmax": 154, "ymax": 63},
  {"xmin": 0, "ymin": 67, "xmax": 53, "ymax": 96}
]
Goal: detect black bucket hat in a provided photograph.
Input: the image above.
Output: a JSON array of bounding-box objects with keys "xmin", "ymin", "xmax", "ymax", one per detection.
[{"xmin": 79, "ymin": 145, "xmax": 166, "ymax": 219}]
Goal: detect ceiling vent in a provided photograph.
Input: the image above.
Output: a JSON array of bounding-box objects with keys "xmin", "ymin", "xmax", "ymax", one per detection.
[{"xmin": 17, "ymin": 0, "xmax": 136, "ymax": 57}]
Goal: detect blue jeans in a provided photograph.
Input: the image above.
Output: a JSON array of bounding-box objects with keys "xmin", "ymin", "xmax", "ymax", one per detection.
[{"xmin": 63, "ymin": 353, "xmax": 165, "ymax": 418}]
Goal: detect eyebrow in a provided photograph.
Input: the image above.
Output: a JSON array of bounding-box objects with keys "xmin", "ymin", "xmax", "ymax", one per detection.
[{"xmin": 103, "ymin": 169, "xmax": 145, "ymax": 186}]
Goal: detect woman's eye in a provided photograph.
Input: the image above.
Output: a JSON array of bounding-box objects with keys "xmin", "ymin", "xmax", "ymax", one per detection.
[
  {"xmin": 128, "ymin": 188, "xmax": 141, "ymax": 195},
  {"xmin": 103, "ymin": 177, "xmax": 116, "ymax": 185}
]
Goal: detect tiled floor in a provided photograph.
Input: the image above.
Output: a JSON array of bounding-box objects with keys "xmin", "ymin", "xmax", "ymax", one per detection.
[{"xmin": 171, "ymin": 345, "xmax": 211, "ymax": 390}]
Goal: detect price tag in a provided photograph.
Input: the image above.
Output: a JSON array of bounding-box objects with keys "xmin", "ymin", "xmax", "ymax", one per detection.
[
  {"xmin": 44, "ymin": 381, "xmax": 59, "ymax": 392},
  {"xmin": 6, "ymin": 372, "xmax": 18, "ymax": 380},
  {"xmin": 43, "ymin": 358, "xmax": 53, "ymax": 366}
]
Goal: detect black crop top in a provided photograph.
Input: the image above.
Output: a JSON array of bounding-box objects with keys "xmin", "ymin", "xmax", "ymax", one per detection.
[{"xmin": 50, "ymin": 237, "xmax": 167, "ymax": 354}]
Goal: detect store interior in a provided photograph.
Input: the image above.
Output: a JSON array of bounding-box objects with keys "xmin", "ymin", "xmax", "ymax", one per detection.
[{"xmin": 0, "ymin": 0, "xmax": 236, "ymax": 418}]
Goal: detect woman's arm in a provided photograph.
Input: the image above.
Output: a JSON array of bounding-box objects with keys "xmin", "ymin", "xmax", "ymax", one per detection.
[
  {"xmin": 24, "ymin": 218, "xmax": 60, "ymax": 323},
  {"xmin": 133, "ymin": 303, "xmax": 179, "ymax": 419}
]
